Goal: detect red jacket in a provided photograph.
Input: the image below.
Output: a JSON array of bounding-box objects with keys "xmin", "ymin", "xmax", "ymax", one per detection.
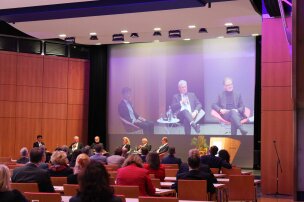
[
  {"xmin": 143, "ymin": 164, "xmax": 165, "ymax": 181},
  {"xmin": 116, "ymin": 164, "xmax": 155, "ymax": 196}
]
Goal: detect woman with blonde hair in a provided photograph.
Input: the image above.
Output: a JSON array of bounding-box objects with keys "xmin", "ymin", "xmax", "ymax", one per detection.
[
  {"xmin": 48, "ymin": 150, "xmax": 73, "ymax": 177},
  {"xmin": 68, "ymin": 153, "xmax": 90, "ymax": 184},
  {"xmin": 116, "ymin": 154, "xmax": 155, "ymax": 196},
  {"xmin": 121, "ymin": 137, "xmax": 131, "ymax": 151},
  {"xmin": 0, "ymin": 164, "xmax": 27, "ymax": 202}
]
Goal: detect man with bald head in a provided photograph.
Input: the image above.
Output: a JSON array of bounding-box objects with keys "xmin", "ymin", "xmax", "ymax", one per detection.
[
  {"xmin": 212, "ymin": 77, "xmax": 247, "ymax": 135},
  {"xmin": 69, "ymin": 136, "xmax": 84, "ymax": 154}
]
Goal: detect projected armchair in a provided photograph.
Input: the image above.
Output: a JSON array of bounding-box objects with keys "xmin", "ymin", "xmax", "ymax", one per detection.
[
  {"xmin": 119, "ymin": 116, "xmax": 143, "ymax": 134},
  {"xmin": 211, "ymin": 107, "xmax": 251, "ymax": 134}
]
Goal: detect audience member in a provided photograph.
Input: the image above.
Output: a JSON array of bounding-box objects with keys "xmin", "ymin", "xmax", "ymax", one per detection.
[
  {"xmin": 161, "ymin": 147, "xmax": 182, "ymax": 167},
  {"xmin": 116, "ymin": 154, "xmax": 155, "ymax": 196},
  {"xmin": 33, "ymin": 134, "xmax": 45, "ymax": 148},
  {"xmin": 68, "ymin": 154, "xmax": 90, "ymax": 184},
  {"xmin": 69, "ymin": 161, "xmax": 122, "ymax": 202},
  {"xmin": 106, "ymin": 147, "xmax": 125, "ymax": 168},
  {"xmin": 140, "ymin": 147, "xmax": 149, "ymax": 163},
  {"xmin": 0, "ymin": 164, "xmax": 27, "ymax": 202},
  {"xmin": 200, "ymin": 146, "xmax": 232, "ymax": 169},
  {"xmin": 38, "ymin": 148, "xmax": 49, "ymax": 169},
  {"xmin": 144, "ymin": 152, "xmax": 165, "ymax": 181},
  {"xmin": 12, "ymin": 147, "xmax": 55, "ymax": 192},
  {"xmin": 156, "ymin": 137, "xmax": 169, "ymax": 154},
  {"xmin": 121, "ymin": 137, "xmax": 131, "ymax": 152},
  {"xmin": 69, "ymin": 136, "xmax": 84, "ymax": 155},
  {"xmin": 48, "ymin": 150, "xmax": 73, "ymax": 177},
  {"xmin": 82, "ymin": 145, "xmax": 94, "ymax": 157},
  {"xmin": 16, "ymin": 147, "xmax": 29, "ymax": 164},
  {"xmin": 90, "ymin": 144, "xmax": 107, "ymax": 164},
  {"xmin": 218, "ymin": 149, "xmax": 232, "ymax": 165},
  {"xmin": 172, "ymin": 156, "xmax": 216, "ymax": 196},
  {"xmin": 69, "ymin": 149, "xmax": 82, "ymax": 168}
]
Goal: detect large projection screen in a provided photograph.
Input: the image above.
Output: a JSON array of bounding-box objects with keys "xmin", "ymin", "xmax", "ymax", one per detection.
[{"xmin": 107, "ymin": 37, "xmax": 255, "ymax": 168}]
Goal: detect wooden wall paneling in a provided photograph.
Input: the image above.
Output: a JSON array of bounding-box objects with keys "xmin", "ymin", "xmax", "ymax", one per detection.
[
  {"xmin": 261, "ymin": 111, "xmax": 294, "ymax": 194},
  {"xmin": 43, "ymin": 88, "xmax": 67, "ymax": 104},
  {"xmin": 261, "ymin": 87, "xmax": 293, "ymax": 111},
  {"xmin": 262, "ymin": 18, "xmax": 292, "ymax": 63},
  {"xmin": 67, "ymin": 120, "xmax": 88, "ymax": 145},
  {"xmin": 17, "ymin": 54, "xmax": 43, "ymax": 86},
  {"xmin": 261, "ymin": 62, "xmax": 292, "ymax": 86},
  {"xmin": 68, "ymin": 89, "xmax": 89, "ymax": 105},
  {"xmin": 0, "ymin": 118, "xmax": 16, "ymax": 157},
  {"xmin": 16, "ymin": 102, "xmax": 42, "ymax": 118},
  {"xmin": 0, "ymin": 101, "xmax": 16, "ymax": 117},
  {"xmin": 15, "ymin": 118, "xmax": 42, "ymax": 158},
  {"xmin": 0, "ymin": 51, "xmax": 17, "ymax": 85},
  {"xmin": 43, "ymin": 56, "xmax": 69, "ymax": 88},
  {"xmin": 16, "ymin": 86, "xmax": 42, "ymax": 102},
  {"xmin": 67, "ymin": 104, "xmax": 88, "ymax": 120},
  {"xmin": 42, "ymin": 103, "xmax": 67, "ymax": 119},
  {"xmin": 42, "ymin": 119, "xmax": 67, "ymax": 151},
  {"xmin": 0, "ymin": 85, "xmax": 16, "ymax": 101},
  {"xmin": 68, "ymin": 59, "xmax": 90, "ymax": 90}
]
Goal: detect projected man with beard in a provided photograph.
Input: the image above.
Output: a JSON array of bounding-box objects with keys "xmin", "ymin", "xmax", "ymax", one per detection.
[
  {"xmin": 212, "ymin": 77, "xmax": 248, "ymax": 135},
  {"xmin": 171, "ymin": 80, "xmax": 205, "ymax": 135},
  {"xmin": 118, "ymin": 87, "xmax": 154, "ymax": 135}
]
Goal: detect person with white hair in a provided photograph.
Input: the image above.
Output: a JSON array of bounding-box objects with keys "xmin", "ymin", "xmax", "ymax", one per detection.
[
  {"xmin": 171, "ymin": 80, "xmax": 205, "ymax": 134},
  {"xmin": 16, "ymin": 147, "xmax": 29, "ymax": 164}
]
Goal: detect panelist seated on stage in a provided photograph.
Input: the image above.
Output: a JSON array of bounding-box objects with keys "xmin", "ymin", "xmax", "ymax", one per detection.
[
  {"xmin": 121, "ymin": 136, "xmax": 131, "ymax": 152},
  {"xmin": 136, "ymin": 138, "xmax": 152, "ymax": 153},
  {"xmin": 118, "ymin": 87, "xmax": 154, "ymax": 134},
  {"xmin": 155, "ymin": 137, "xmax": 169, "ymax": 154},
  {"xmin": 69, "ymin": 136, "xmax": 84, "ymax": 155},
  {"xmin": 33, "ymin": 134, "xmax": 45, "ymax": 148},
  {"xmin": 90, "ymin": 136, "xmax": 104, "ymax": 150},
  {"xmin": 171, "ymin": 80, "xmax": 205, "ymax": 135},
  {"xmin": 200, "ymin": 146, "xmax": 232, "ymax": 169}
]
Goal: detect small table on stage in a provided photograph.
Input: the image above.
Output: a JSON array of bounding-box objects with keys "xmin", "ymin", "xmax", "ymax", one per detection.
[{"xmin": 157, "ymin": 118, "xmax": 180, "ymax": 134}]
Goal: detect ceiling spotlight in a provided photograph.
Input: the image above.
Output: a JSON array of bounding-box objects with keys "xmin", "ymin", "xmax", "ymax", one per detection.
[
  {"xmin": 59, "ymin": 34, "xmax": 66, "ymax": 38},
  {"xmin": 188, "ymin": 25, "xmax": 196, "ymax": 29},
  {"xmin": 154, "ymin": 27, "xmax": 161, "ymax": 31},
  {"xmin": 121, "ymin": 30, "xmax": 128, "ymax": 33},
  {"xmin": 251, "ymin": 33, "xmax": 259, "ymax": 36},
  {"xmin": 130, "ymin": 33, "xmax": 139, "ymax": 38},
  {"xmin": 225, "ymin": 22, "xmax": 233, "ymax": 26},
  {"xmin": 123, "ymin": 41, "xmax": 130, "ymax": 44},
  {"xmin": 153, "ymin": 31, "xmax": 162, "ymax": 36},
  {"xmin": 169, "ymin": 30, "xmax": 181, "ymax": 38},
  {"xmin": 96, "ymin": 43, "xmax": 101, "ymax": 45},
  {"xmin": 198, "ymin": 28, "xmax": 208, "ymax": 33},
  {"xmin": 90, "ymin": 35, "xmax": 98, "ymax": 40},
  {"xmin": 89, "ymin": 32, "xmax": 97, "ymax": 36},
  {"xmin": 226, "ymin": 26, "xmax": 240, "ymax": 35},
  {"xmin": 112, "ymin": 34, "xmax": 124, "ymax": 41},
  {"xmin": 183, "ymin": 38, "xmax": 191, "ymax": 41},
  {"xmin": 217, "ymin": 36, "xmax": 224, "ymax": 39}
]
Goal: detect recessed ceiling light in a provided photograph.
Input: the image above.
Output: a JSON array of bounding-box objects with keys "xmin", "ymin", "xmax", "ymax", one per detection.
[
  {"xmin": 90, "ymin": 32, "xmax": 97, "ymax": 36},
  {"xmin": 59, "ymin": 34, "xmax": 66, "ymax": 38},
  {"xmin": 123, "ymin": 41, "xmax": 130, "ymax": 44},
  {"xmin": 154, "ymin": 27, "xmax": 161, "ymax": 31},
  {"xmin": 96, "ymin": 43, "xmax": 101, "ymax": 45},
  {"xmin": 217, "ymin": 36, "xmax": 224, "ymax": 39},
  {"xmin": 154, "ymin": 40, "xmax": 160, "ymax": 43},
  {"xmin": 251, "ymin": 33, "xmax": 259, "ymax": 36},
  {"xmin": 224, "ymin": 22, "xmax": 233, "ymax": 26},
  {"xmin": 183, "ymin": 38, "xmax": 191, "ymax": 41},
  {"xmin": 121, "ymin": 30, "xmax": 128, "ymax": 33},
  {"xmin": 188, "ymin": 25, "xmax": 196, "ymax": 29}
]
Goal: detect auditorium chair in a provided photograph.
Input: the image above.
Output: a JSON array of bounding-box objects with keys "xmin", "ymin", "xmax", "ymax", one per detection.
[
  {"xmin": 162, "ymin": 164, "xmax": 179, "ymax": 169},
  {"xmin": 11, "ymin": 183, "xmax": 39, "ymax": 193},
  {"xmin": 112, "ymin": 185, "xmax": 140, "ymax": 198},
  {"xmin": 228, "ymin": 175, "xmax": 255, "ymax": 201},
  {"xmin": 210, "ymin": 107, "xmax": 251, "ymax": 134},
  {"xmin": 51, "ymin": 176, "xmax": 67, "ymax": 186},
  {"xmin": 0, "ymin": 156, "xmax": 12, "ymax": 163},
  {"xmin": 210, "ymin": 167, "xmax": 220, "ymax": 174},
  {"xmin": 178, "ymin": 180, "xmax": 208, "ymax": 201},
  {"xmin": 63, "ymin": 184, "xmax": 79, "ymax": 196},
  {"xmin": 24, "ymin": 192, "xmax": 61, "ymax": 202},
  {"xmin": 139, "ymin": 196, "xmax": 178, "ymax": 202},
  {"xmin": 221, "ymin": 167, "xmax": 242, "ymax": 176},
  {"xmin": 119, "ymin": 116, "xmax": 143, "ymax": 134},
  {"xmin": 165, "ymin": 169, "xmax": 178, "ymax": 177},
  {"xmin": 151, "ymin": 178, "xmax": 161, "ymax": 188}
]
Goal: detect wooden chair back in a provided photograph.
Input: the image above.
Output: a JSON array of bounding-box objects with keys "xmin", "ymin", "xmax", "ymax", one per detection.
[
  {"xmin": 109, "ymin": 177, "xmax": 116, "ymax": 185},
  {"xmin": 115, "ymin": 195, "xmax": 126, "ymax": 202},
  {"xmin": 63, "ymin": 184, "xmax": 79, "ymax": 196},
  {"xmin": 178, "ymin": 180, "xmax": 208, "ymax": 201},
  {"xmin": 165, "ymin": 169, "xmax": 178, "ymax": 177},
  {"xmin": 112, "ymin": 185, "xmax": 140, "ymax": 198},
  {"xmin": 139, "ymin": 196, "xmax": 178, "ymax": 202},
  {"xmin": 7, "ymin": 164, "xmax": 24, "ymax": 169},
  {"xmin": 210, "ymin": 167, "xmax": 220, "ymax": 174},
  {"xmin": 149, "ymin": 174, "xmax": 155, "ymax": 179},
  {"xmin": 162, "ymin": 164, "xmax": 178, "ymax": 169},
  {"xmin": 0, "ymin": 157, "xmax": 11, "ymax": 163},
  {"xmin": 222, "ymin": 167, "xmax": 242, "ymax": 176},
  {"xmin": 24, "ymin": 192, "xmax": 61, "ymax": 202},
  {"xmin": 228, "ymin": 175, "xmax": 255, "ymax": 201},
  {"xmin": 51, "ymin": 177, "xmax": 67, "ymax": 186},
  {"xmin": 109, "ymin": 171, "xmax": 118, "ymax": 178},
  {"xmin": 151, "ymin": 178, "xmax": 161, "ymax": 188},
  {"xmin": 11, "ymin": 183, "xmax": 39, "ymax": 193}
]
